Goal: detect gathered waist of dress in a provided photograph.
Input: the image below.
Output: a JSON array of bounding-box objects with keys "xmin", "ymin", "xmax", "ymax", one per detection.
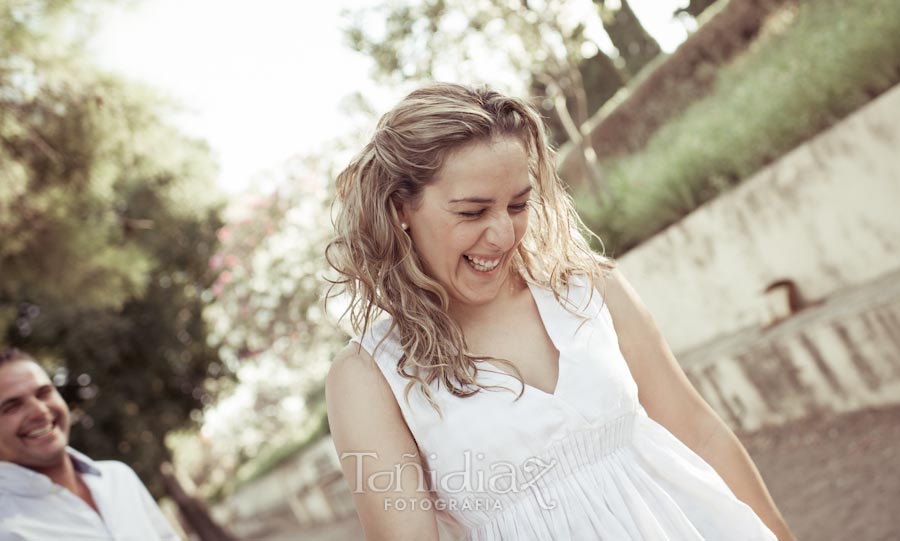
[{"xmin": 442, "ymin": 410, "xmax": 639, "ymax": 531}]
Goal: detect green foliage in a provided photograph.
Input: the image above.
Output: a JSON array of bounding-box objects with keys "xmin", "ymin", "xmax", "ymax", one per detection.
[
  {"xmin": 578, "ymin": 0, "xmax": 900, "ymax": 255},
  {"xmin": 343, "ymin": 0, "xmax": 631, "ymax": 146},
  {"xmin": 189, "ymin": 173, "xmax": 343, "ymax": 498},
  {"xmin": 1, "ymin": 0, "xmax": 229, "ymax": 496},
  {"xmin": 346, "ymin": 0, "xmax": 671, "ymax": 195},
  {"xmin": 224, "ymin": 403, "xmax": 329, "ymax": 499}
]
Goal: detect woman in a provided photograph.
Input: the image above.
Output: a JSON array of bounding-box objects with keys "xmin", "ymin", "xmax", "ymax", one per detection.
[{"xmin": 325, "ymin": 83, "xmax": 794, "ymax": 540}]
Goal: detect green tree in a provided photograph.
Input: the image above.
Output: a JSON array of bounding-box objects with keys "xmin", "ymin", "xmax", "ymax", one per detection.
[
  {"xmin": 199, "ymin": 161, "xmax": 342, "ymax": 470},
  {"xmin": 1, "ymin": 0, "xmax": 229, "ymax": 498},
  {"xmin": 344, "ymin": 0, "xmax": 621, "ymax": 200}
]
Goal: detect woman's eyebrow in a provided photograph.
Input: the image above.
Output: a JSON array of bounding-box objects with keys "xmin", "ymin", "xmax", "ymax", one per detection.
[{"xmin": 449, "ymin": 186, "xmax": 532, "ymax": 204}]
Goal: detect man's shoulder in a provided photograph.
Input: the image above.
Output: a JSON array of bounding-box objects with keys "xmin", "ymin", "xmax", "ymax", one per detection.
[
  {"xmin": 92, "ymin": 458, "xmax": 141, "ymax": 480},
  {"xmin": 68, "ymin": 447, "xmax": 141, "ymax": 482}
]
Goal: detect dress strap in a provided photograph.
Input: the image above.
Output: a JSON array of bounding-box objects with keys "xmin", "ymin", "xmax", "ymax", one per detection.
[
  {"xmin": 349, "ymin": 319, "xmax": 440, "ymax": 430},
  {"xmin": 527, "ymin": 275, "xmax": 606, "ymax": 347}
]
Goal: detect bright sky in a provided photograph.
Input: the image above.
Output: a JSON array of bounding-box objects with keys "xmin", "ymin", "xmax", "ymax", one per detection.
[{"xmin": 90, "ymin": 0, "xmax": 690, "ymax": 196}]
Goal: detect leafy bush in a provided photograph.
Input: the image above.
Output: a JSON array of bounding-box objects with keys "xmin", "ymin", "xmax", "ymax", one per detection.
[{"xmin": 578, "ymin": 0, "xmax": 900, "ymax": 255}]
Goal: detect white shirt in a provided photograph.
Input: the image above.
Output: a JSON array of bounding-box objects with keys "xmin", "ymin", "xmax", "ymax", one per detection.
[{"xmin": 0, "ymin": 448, "xmax": 181, "ymax": 541}]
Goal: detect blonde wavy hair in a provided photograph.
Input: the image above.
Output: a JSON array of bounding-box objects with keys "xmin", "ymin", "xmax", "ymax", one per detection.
[{"xmin": 326, "ymin": 82, "xmax": 614, "ymax": 412}]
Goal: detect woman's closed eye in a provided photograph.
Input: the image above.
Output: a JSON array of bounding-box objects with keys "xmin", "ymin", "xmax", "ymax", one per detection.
[{"xmin": 457, "ymin": 202, "xmax": 529, "ymax": 218}]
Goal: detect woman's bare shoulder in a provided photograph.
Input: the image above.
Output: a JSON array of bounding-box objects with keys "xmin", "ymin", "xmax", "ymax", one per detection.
[
  {"xmin": 329, "ymin": 341, "xmax": 380, "ymax": 378},
  {"xmin": 326, "ymin": 342, "xmax": 398, "ymax": 414},
  {"xmin": 326, "ymin": 344, "xmax": 438, "ymax": 538}
]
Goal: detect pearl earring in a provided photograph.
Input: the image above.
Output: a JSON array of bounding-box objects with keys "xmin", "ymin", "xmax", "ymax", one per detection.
[{"xmin": 401, "ymin": 222, "xmax": 409, "ymax": 231}]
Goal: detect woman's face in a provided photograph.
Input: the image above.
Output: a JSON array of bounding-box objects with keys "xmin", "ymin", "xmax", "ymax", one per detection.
[{"xmin": 399, "ymin": 136, "xmax": 532, "ymax": 308}]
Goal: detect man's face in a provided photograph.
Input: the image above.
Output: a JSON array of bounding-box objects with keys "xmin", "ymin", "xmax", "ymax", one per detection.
[{"xmin": 0, "ymin": 360, "xmax": 70, "ymax": 470}]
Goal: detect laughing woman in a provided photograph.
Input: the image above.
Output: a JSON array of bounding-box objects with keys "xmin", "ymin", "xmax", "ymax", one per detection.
[{"xmin": 324, "ymin": 83, "xmax": 794, "ymax": 541}]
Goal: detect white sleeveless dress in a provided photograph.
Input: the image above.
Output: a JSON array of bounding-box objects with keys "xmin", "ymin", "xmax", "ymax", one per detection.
[{"xmin": 352, "ymin": 277, "xmax": 777, "ymax": 540}]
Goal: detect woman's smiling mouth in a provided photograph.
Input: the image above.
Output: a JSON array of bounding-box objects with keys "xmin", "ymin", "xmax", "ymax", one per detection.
[{"xmin": 464, "ymin": 254, "xmax": 502, "ymax": 272}]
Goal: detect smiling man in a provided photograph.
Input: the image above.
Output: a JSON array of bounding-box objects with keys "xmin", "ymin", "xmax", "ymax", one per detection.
[{"xmin": 0, "ymin": 348, "xmax": 180, "ymax": 540}]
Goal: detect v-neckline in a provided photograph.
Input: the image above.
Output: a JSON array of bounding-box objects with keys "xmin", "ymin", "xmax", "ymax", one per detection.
[{"xmin": 476, "ymin": 281, "xmax": 564, "ymax": 398}]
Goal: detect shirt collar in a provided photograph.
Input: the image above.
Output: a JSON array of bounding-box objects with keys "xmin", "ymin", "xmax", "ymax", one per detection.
[
  {"xmin": 0, "ymin": 447, "xmax": 102, "ymax": 497},
  {"xmin": 66, "ymin": 446, "xmax": 102, "ymax": 476}
]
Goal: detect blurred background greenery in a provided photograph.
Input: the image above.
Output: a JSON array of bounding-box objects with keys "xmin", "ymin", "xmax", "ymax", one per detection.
[
  {"xmin": 2, "ymin": 0, "xmax": 898, "ymax": 537},
  {"xmin": 1, "ymin": 0, "xmax": 226, "ymax": 497}
]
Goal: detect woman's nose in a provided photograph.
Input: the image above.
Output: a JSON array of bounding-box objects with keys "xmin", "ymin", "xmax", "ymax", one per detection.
[{"xmin": 484, "ymin": 212, "xmax": 515, "ymax": 250}]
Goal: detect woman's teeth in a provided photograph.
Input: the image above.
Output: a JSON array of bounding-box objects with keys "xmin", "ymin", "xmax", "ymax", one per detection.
[{"xmin": 465, "ymin": 255, "xmax": 501, "ymax": 272}]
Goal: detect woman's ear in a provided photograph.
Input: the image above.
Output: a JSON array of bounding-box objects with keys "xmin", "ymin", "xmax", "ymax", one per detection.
[{"xmin": 392, "ymin": 197, "xmax": 410, "ymax": 229}]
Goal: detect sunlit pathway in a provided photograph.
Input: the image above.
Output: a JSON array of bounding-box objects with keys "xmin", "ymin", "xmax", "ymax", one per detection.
[
  {"xmin": 253, "ymin": 515, "xmax": 363, "ymax": 541},
  {"xmin": 743, "ymin": 405, "xmax": 900, "ymax": 541}
]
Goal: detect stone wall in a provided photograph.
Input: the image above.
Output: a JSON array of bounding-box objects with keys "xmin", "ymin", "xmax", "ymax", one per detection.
[
  {"xmin": 618, "ymin": 83, "xmax": 900, "ymax": 354},
  {"xmin": 618, "ymin": 84, "xmax": 900, "ymax": 430},
  {"xmin": 212, "ymin": 436, "xmax": 356, "ymax": 539},
  {"xmin": 681, "ymin": 270, "xmax": 900, "ymax": 432}
]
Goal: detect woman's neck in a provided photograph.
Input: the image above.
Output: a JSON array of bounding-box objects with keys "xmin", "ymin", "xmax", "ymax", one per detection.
[{"xmin": 449, "ymin": 271, "xmax": 528, "ymax": 331}]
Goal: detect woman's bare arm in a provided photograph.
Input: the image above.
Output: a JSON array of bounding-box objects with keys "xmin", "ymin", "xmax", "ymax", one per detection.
[
  {"xmin": 603, "ymin": 268, "xmax": 796, "ymax": 541},
  {"xmin": 326, "ymin": 343, "xmax": 440, "ymax": 541}
]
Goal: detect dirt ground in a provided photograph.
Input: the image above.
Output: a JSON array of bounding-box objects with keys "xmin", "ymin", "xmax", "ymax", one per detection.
[
  {"xmin": 257, "ymin": 406, "xmax": 900, "ymax": 541},
  {"xmin": 740, "ymin": 405, "xmax": 900, "ymax": 541}
]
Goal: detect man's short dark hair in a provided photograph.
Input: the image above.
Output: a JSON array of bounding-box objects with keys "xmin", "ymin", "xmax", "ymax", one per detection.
[{"xmin": 0, "ymin": 347, "xmax": 35, "ymax": 369}]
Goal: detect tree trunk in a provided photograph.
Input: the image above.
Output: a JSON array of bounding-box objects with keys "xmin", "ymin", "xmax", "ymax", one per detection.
[
  {"xmin": 676, "ymin": 0, "xmax": 721, "ymax": 19},
  {"xmin": 541, "ymin": 75, "xmax": 608, "ymax": 202},
  {"xmin": 160, "ymin": 462, "xmax": 236, "ymax": 541},
  {"xmin": 580, "ymin": 50, "xmax": 628, "ymax": 113},
  {"xmin": 594, "ymin": 0, "xmax": 662, "ymax": 77}
]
